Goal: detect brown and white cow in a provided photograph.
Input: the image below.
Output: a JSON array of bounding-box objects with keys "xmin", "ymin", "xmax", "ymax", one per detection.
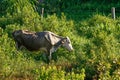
[{"xmin": 12, "ymin": 30, "xmax": 73, "ymax": 61}]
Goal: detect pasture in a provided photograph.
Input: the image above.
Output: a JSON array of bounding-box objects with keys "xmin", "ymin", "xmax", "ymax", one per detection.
[{"xmin": 0, "ymin": 0, "xmax": 120, "ymax": 80}]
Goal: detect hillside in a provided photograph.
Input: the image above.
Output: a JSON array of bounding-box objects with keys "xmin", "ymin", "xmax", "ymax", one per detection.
[{"xmin": 0, "ymin": 0, "xmax": 120, "ymax": 80}]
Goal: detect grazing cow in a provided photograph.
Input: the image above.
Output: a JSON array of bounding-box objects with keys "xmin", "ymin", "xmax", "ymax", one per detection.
[{"xmin": 12, "ymin": 30, "xmax": 73, "ymax": 61}]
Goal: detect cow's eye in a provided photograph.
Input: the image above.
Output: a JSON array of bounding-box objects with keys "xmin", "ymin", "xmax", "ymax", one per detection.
[{"xmin": 68, "ymin": 42, "xmax": 70, "ymax": 44}]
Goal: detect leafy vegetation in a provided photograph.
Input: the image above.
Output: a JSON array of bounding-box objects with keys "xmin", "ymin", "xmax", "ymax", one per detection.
[{"xmin": 0, "ymin": 0, "xmax": 120, "ymax": 80}]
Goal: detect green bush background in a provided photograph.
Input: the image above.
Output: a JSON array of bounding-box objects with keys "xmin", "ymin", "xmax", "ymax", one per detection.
[{"xmin": 0, "ymin": 0, "xmax": 120, "ymax": 80}]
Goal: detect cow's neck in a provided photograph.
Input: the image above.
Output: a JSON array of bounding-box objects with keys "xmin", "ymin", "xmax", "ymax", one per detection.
[
  {"xmin": 55, "ymin": 39, "xmax": 63, "ymax": 47},
  {"xmin": 51, "ymin": 38, "xmax": 63, "ymax": 53},
  {"xmin": 51, "ymin": 35, "xmax": 62, "ymax": 44}
]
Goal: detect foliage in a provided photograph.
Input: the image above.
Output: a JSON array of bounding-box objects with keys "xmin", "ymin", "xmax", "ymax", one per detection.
[
  {"xmin": 0, "ymin": 0, "xmax": 39, "ymax": 30},
  {"xmin": 0, "ymin": 0, "xmax": 120, "ymax": 80},
  {"xmin": 35, "ymin": 0, "xmax": 120, "ymax": 13},
  {"xmin": 34, "ymin": 0, "xmax": 120, "ymax": 21},
  {"xmin": 76, "ymin": 15, "xmax": 120, "ymax": 79},
  {"xmin": 33, "ymin": 66, "xmax": 85, "ymax": 80}
]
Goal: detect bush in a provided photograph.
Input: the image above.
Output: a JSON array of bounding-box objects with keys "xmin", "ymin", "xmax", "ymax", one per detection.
[
  {"xmin": 34, "ymin": 66, "xmax": 85, "ymax": 80},
  {"xmin": 75, "ymin": 14, "xmax": 120, "ymax": 79},
  {"xmin": 0, "ymin": 1, "xmax": 120, "ymax": 79}
]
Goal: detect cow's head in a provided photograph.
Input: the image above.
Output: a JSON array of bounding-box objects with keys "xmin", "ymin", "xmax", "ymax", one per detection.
[{"xmin": 62, "ymin": 36, "xmax": 73, "ymax": 51}]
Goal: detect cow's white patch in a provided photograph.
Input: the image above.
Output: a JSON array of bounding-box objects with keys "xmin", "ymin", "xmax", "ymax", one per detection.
[{"xmin": 45, "ymin": 32, "xmax": 62, "ymax": 46}]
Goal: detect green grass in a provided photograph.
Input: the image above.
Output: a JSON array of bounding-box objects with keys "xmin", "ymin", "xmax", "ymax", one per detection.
[
  {"xmin": 0, "ymin": 14, "xmax": 120, "ymax": 80},
  {"xmin": 0, "ymin": 0, "xmax": 120, "ymax": 80}
]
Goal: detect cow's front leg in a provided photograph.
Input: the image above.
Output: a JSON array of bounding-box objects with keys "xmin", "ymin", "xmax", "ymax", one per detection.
[
  {"xmin": 48, "ymin": 51, "xmax": 52, "ymax": 62},
  {"xmin": 48, "ymin": 47, "xmax": 55, "ymax": 61}
]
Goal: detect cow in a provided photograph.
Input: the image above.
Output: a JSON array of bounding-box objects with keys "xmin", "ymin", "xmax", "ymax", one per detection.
[{"xmin": 12, "ymin": 30, "xmax": 73, "ymax": 62}]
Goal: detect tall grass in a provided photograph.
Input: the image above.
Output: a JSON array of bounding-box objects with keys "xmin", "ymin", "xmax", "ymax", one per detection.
[{"xmin": 0, "ymin": 0, "xmax": 120, "ymax": 80}]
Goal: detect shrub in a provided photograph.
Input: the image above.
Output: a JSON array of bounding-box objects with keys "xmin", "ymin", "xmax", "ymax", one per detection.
[{"xmin": 34, "ymin": 66, "xmax": 85, "ymax": 80}]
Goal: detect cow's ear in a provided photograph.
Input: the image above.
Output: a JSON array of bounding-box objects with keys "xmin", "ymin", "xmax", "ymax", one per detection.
[
  {"xmin": 61, "ymin": 38, "xmax": 66, "ymax": 44},
  {"xmin": 61, "ymin": 40, "xmax": 64, "ymax": 44}
]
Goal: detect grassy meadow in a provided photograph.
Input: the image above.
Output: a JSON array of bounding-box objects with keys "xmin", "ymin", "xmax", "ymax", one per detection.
[{"xmin": 0, "ymin": 0, "xmax": 120, "ymax": 80}]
